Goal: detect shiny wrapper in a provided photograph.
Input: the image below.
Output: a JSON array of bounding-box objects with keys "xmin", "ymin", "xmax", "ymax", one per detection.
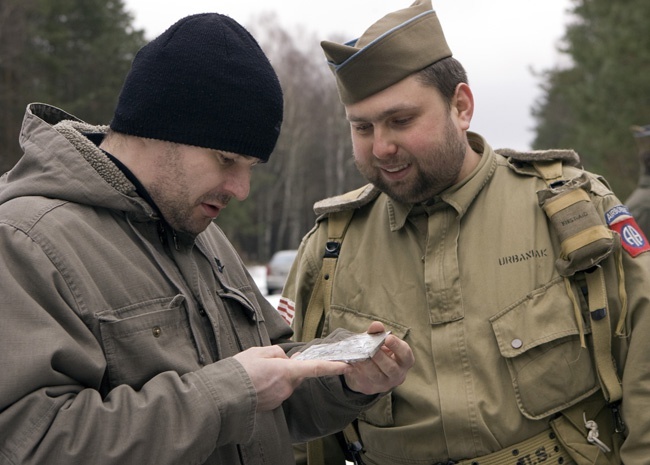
[{"xmin": 294, "ymin": 331, "xmax": 390, "ymax": 363}]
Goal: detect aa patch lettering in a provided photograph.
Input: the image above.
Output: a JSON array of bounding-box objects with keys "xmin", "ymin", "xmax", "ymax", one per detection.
[{"xmin": 605, "ymin": 205, "xmax": 650, "ymax": 257}]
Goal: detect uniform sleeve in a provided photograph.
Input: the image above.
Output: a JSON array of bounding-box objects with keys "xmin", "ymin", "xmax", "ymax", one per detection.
[
  {"xmin": 0, "ymin": 224, "xmax": 256, "ymax": 464},
  {"xmin": 592, "ymin": 183, "xmax": 650, "ymax": 463},
  {"xmin": 618, "ymin": 247, "xmax": 650, "ymax": 463},
  {"xmin": 611, "ymin": 226, "xmax": 650, "ymax": 463}
]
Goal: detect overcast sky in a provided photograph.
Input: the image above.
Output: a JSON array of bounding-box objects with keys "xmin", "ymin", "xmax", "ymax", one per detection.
[{"xmin": 123, "ymin": 0, "xmax": 574, "ymax": 150}]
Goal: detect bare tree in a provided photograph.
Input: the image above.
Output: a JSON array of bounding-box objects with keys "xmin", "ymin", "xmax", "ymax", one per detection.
[{"xmin": 219, "ymin": 15, "xmax": 365, "ymax": 261}]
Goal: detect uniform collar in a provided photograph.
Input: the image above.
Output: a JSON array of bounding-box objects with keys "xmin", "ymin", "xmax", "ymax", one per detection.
[{"xmin": 386, "ymin": 132, "xmax": 497, "ymax": 230}]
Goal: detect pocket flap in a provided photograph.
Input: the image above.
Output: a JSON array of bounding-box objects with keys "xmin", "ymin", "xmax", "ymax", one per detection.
[
  {"xmin": 324, "ymin": 305, "xmax": 409, "ymax": 340},
  {"xmin": 489, "ymin": 278, "xmax": 598, "ymax": 419},
  {"xmin": 490, "ymin": 277, "xmax": 587, "ymax": 358}
]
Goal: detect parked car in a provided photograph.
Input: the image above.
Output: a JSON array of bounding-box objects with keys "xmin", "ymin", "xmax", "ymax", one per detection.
[{"xmin": 266, "ymin": 249, "xmax": 298, "ymax": 295}]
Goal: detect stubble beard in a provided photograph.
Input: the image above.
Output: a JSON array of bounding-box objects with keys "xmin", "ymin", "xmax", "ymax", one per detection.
[
  {"xmin": 152, "ymin": 186, "xmax": 232, "ymax": 237},
  {"xmin": 355, "ymin": 119, "xmax": 467, "ymax": 204},
  {"xmin": 146, "ymin": 144, "xmax": 207, "ymax": 237}
]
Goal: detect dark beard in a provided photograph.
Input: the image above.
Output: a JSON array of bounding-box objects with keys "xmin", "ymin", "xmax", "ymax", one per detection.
[{"xmin": 356, "ymin": 119, "xmax": 467, "ymax": 204}]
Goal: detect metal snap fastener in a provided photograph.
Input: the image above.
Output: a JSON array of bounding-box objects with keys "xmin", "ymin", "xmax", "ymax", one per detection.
[
  {"xmin": 152, "ymin": 326, "xmax": 162, "ymax": 338},
  {"xmin": 511, "ymin": 338, "xmax": 523, "ymax": 349}
]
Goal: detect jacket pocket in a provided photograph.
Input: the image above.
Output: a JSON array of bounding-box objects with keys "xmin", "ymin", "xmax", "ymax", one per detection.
[
  {"xmin": 97, "ymin": 295, "xmax": 200, "ymax": 390},
  {"xmin": 489, "ymin": 277, "xmax": 599, "ymax": 420},
  {"xmin": 324, "ymin": 305, "xmax": 409, "ymax": 427}
]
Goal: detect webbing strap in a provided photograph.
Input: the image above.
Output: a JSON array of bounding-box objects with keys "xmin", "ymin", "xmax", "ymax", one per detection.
[
  {"xmin": 560, "ymin": 226, "xmax": 613, "ymax": 259},
  {"xmin": 305, "ymin": 209, "xmax": 355, "ymax": 465},
  {"xmin": 564, "ymin": 277, "xmax": 586, "ymax": 348},
  {"xmin": 306, "ymin": 437, "xmax": 326, "ymax": 465},
  {"xmin": 341, "ymin": 423, "xmax": 365, "ymax": 465},
  {"xmin": 302, "ymin": 256, "xmax": 337, "ymax": 341},
  {"xmin": 542, "ymin": 188, "xmax": 590, "ymax": 217},
  {"xmin": 302, "ymin": 209, "xmax": 354, "ymax": 342},
  {"xmin": 585, "ymin": 267, "xmax": 623, "ymax": 403},
  {"xmin": 533, "ymin": 159, "xmax": 564, "ymax": 183},
  {"xmin": 533, "ymin": 160, "xmax": 622, "ymax": 404},
  {"xmin": 454, "ymin": 428, "xmax": 573, "ymax": 465}
]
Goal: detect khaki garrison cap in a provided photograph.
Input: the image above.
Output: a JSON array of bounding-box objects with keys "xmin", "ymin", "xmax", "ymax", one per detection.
[
  {"xmin": 321, "ymin": 0, "xmax": 452, "ymax": 105},
  {"xmin": 631, "ymin": 125, "xmax": 650, "ymax": 154}
]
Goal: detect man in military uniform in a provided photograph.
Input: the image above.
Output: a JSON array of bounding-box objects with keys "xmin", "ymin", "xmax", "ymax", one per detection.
[
  {"xmin": 625, "ymin": 125, "xmax": 650, "ymax": 237},
  {"xmin": 281, "ymin": 1, "xmax": 650, "ymax": 464}
]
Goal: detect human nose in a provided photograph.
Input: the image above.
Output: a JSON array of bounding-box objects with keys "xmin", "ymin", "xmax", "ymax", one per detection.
[
  {"xmin": 224, "ymin": 166, "xmax": 251, "ymax": 201},
  {"xmin": 372, "ymin": 127, "xmax": 398, "ymax": 159}
]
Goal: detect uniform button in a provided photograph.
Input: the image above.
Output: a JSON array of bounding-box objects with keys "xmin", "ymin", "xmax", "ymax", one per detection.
[
  {"xmin": 152, "ymin": 326, "xmax": 162, "ymax": 338},
  {"xmin": 511, "ymin": 338, "xmax": 523, "ymax": 349}
]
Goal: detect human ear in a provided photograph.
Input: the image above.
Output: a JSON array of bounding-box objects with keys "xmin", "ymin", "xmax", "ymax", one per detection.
[{"xmin": 452, "ymin": 83, "xmax": 474, "ymax": 130}]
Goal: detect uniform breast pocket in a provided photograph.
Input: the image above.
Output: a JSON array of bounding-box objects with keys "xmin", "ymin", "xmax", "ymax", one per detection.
[
  {"xmin": 97, "ymin": 295, "xmax": 200, "ymax": 390},
  {"xmin": 489, "ymin": 278, "xmax": 600, "ymax": 420}
]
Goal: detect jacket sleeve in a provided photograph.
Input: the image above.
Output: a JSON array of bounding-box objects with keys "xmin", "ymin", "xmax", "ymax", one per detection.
[
  {"xmin": 607, "ymin": 215, "xmax": 650, "ymax": 463},
  {"xmin": 588, "ymin": 178, "xmax": 650, "ymax": 464},
  {"xmin": 617, "ymin": 245, "xmax": 650, "ymax": 464},
  {"xmin": 0, "ymin": 224, "xmax": 257, "ymax": 464}
]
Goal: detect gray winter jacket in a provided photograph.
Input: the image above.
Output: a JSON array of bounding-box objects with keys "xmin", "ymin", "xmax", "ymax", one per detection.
[{"xmin": 0, "ymin": 103, "xmax": 373, "ymax": 465}]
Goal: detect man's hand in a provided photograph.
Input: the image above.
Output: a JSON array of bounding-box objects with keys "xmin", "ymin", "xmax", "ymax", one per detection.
[
  {"xmin": 233, "ymin": 345, "xmax": 352, "ymax": 411},
  {"xmin": 342, "ymin": 322, "xmax": 414, "ymax": 395},
  {"xmin": 233, "ymin": 322, "xmax": 413, "ymax": 411}
]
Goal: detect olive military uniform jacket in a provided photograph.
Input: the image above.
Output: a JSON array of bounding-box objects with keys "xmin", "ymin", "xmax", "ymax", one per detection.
[
  {"xmin": 0, "ymin": 104, "xmax": 376, "ymax": 465},
  {"xmin": 625, "ymin": 174, "xmax": 650, "ymax": 238},
  {"xmin": 284, "ymin": 133, "xmax": 650, "ymax": 464}
]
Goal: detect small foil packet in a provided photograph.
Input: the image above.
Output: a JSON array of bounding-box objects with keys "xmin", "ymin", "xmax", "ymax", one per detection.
[{"xmin": 294, "ymin": 331, "xmax": 390, "ymax": 363}]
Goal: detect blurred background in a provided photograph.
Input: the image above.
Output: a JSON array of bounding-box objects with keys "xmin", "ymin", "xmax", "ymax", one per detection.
[{"xmin": 1, "ymin": 0, "xmax": 649, "ymax": 269}]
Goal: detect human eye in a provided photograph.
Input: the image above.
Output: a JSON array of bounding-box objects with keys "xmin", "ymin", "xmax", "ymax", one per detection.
[
  {"xmin": 351, "ymin": 122, "xmax": 372, "ymax": 135},
  {"xmin": 392, "ymin": 116, "xmax": 413, "ymax": 127}
]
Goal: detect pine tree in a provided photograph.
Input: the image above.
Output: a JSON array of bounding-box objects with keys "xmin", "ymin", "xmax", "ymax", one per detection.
[
  {"xmin": 532, "ymin": 0, "xmax": 650, "ymax": 198},
  {"xmin": 0, "ymin": 0, "xmax": 145, "ymax": 172}
]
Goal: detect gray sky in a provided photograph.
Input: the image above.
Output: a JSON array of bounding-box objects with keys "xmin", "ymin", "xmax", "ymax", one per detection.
[{"xmin": 124, "ymin": 0, "xmax": 573, "ymax": 150}]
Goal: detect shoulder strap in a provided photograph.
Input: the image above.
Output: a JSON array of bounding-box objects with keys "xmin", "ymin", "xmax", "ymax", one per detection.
[
  {"xmin": 302, "ymin": 184, "xmax": 377, "ymax": 341},
  {"xmin": 302, "ymin": 208, "xmax": 355, "ymax": 341},
  {"xmin": 584, "ymin": 267, "xmax": 622, "ymax": 403},
  {"xmin": 533, "ymin": 160, "xmax": 622, "ymax": 403},
  {"xmin": 302, "ymin": 209, "xmax": 360, "ymax": 465},
  {"xmin": 532, "ymin": 159, "xmax": 565, "ymax": 185}
]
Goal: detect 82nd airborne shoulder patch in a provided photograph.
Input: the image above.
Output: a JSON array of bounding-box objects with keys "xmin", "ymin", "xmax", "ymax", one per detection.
[{"xmin": 605, "ymin": 205, "xmax": 650, "ymax": 257}]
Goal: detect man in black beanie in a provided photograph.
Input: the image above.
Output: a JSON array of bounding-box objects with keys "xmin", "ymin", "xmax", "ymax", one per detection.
[{"xmin": 0, "ymin": 13, "xmax": 414, "ymax": 465}]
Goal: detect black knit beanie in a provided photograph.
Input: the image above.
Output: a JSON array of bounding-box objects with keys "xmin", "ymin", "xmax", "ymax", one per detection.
[{"xmin": 110, "ymin": 13, "xmax": 283, "ymax": 161}]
